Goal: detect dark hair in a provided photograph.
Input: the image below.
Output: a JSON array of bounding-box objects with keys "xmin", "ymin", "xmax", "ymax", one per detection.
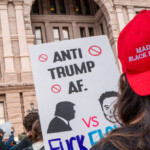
[
  {"xmin": 99, "ymin": 91, "xmax": 118, "ymax": 110},
  {"xmin": 55, "ymin": 101, "xmax": 75, "ymax": 119},
  {"xmin": 28, "ymin": 120, "xmax": 43, "ymax": 142},
  {"xmin": 23, "ymin": 112, "xmax": 39, "ymax": 132},
  {"xmin": 98, "ymin": 74, "xmax": 150, "ymax": 150}
]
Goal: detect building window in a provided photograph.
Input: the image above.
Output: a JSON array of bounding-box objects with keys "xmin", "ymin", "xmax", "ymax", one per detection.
[
  {"xmin": 63, "ymin": 27, "xmax": 69, "ymax": 40},
  {"xmin": 32, "ymin": 0, "xmax": 39, "ymax": 14},
  {"xmin": 53, "ymin": 27, "xmax": 60, "ymax": 41},
  {"xmin": 89, "ymin": 27, "xmax": 94, "ymax": 36},
  {"xmin": 59, "ymin": 0, "xmax": 66, "ymax": 14},
  {"xmin": 100, "ymin": 23, "xmax": 104, "ymax": 35},
  {"xmin": 80, "ymin": 27, "xmax": 86, "ymax": 37},
  {"xmin": 75, "ymin": 0, "xmax": 82, "ymax": 14},
  {"xmin": 0, "ymin": 103, "xmax": 5, "ymax": 124},
  {"xmin": 49, "ymin": 0, "xmax": 57, "ymax": 14},
  {"xmin": 35, "ymin": 27, "xmax": 43, "ymax": 44},
  {"xmin": 83, "ymin": 0, "xmax": 91, "ymax": 15}
]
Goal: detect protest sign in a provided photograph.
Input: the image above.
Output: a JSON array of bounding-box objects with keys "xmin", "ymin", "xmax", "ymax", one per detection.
[
  {"xmin": 0, "ymin": 121, "xmax": 11, "ymax": 139},
  {"xmin": 29, "ymin": 36, "xmax": 120, "ymax": 149}
]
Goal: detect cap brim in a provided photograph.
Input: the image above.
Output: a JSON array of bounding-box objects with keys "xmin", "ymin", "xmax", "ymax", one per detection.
[{"xmin": 126, "ymin": 70, "xmax": 150, "ymax": 96}]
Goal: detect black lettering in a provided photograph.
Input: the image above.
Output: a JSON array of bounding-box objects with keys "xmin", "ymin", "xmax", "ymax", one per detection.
[
  {"xmin": 70, "ymin": 49, "xmax": 77, "ymax": 59},
  {"xmin": 53, "ymin": 52, "xmax": 63, "ymax": 63},
  {"xmin": 61, "ymin": 50, "xmax": 71, "ymax": 61},
  {"xmin": 69, "ymin": 81, "xmax": 79, "ymax": 94},
  {"xmin": 56, "ymin": 67, "xmax": 66, "ymax": 78},
  {"xmin": 48, "ymin": 68, "xmax": 56, "ymax": 79},
  {"xmin": 74, "ymin": 62, "xmax": 87, "ymax": 74},
  {"xmin": 77, "ymin": 80, "xmax": 84, "ymax": 92},
  {"xmin": 78, "ymin": 48, "xmax": 83, "ymax": 58},
  {"xmin": 65, "ymin": 65, "xmax": 74, "ymax": 76},
  {"xmin": 86, "ymin": 61, "xmax": 95, "ymax": 72}
]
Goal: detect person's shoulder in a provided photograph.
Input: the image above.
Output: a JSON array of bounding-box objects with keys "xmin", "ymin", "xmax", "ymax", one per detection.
[
  {"xmin": 90, "ymin": 141, "xmax": 119, "ymax": 150},
  {"xmin": 23, "ymin": 146, "xmax": 33, "ymax": 150},
  {"xmin": 50, "ymin": 117, "xmax": 66, "ymax": 125},
  {"xmin": 40, "ymin": 146, "xmax": 45, "ymax": 150},
  {"xmin": 14, "ymin": 137, "xmax": 32, "ymax": 150},
  {"xmin": 0, "ymin": 141, "xmax": 6, "ymax": 150}
]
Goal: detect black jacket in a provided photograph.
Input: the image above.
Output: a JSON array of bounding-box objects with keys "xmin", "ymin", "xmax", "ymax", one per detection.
[
  {"xmin": 0, "ymin": 141, "xmax": 6, "ymax": 150},
  {"xmin": 47, "ymin": 117, "xmax": 72, "ymax": 133},
  {"xmin": 13, "ymin": 137, "xmax": 32, "ymax": 150},
  {"xmin": 24, "ymin": 146, "xmax": 45, "ymax": 150}
]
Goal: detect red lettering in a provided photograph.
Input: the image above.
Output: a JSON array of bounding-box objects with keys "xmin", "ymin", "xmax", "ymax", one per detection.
[
  {"xmin": 92, "ymin": 116, "xmax": 99, "ymax": 127},
  {"xmin": 82, "ymin": 117, "xmax": 92, "ymax": 128}
]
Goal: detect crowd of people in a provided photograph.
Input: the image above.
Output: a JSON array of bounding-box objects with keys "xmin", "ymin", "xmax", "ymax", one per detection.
[{"xmin": 0, "ymin": 112, "xmax": 44, "ymax": 150}]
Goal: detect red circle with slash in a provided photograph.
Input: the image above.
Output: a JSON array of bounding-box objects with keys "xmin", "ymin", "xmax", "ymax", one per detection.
[
  {"xmin": 88, "ymin": 45, "xmax": 102, "ymax": 56},
  {"xmin": 38, "ymin": 54, "xmax": 48, "ymax": 62},
  {"xmin": 51, "ymin": 84, "xmax": 61, "ymax": 93}
]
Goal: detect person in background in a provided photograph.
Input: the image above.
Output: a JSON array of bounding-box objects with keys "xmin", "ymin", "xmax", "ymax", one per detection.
[
  {"xmin": 18, "ymin": 132, "xmax": 26, "ymax": 142},
  {"xmin": 0, "ymin": 127, "xmax": 15, "ymax": 150},
  {"xmin": 24, "ymin": 120, "xmax": 44, "ymax": 150},
  {"xmin": 91, "ymin": 10, "xmax": 150, "ymax": 150},
  {"xmin": 0, "ymin": 139, "xmax": 6, "ymax": 150},
  {"xmin": 13, "ymin": 112, "xmax": 39, "ymax": 150},
  {"xmin": 5, "ymin": 135, "xmax": 17, "ymax": 150}
]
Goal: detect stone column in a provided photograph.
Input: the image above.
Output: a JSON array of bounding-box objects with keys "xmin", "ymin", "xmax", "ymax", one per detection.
[
  {"xmin": 45, "ymin": 22, "xmax": 53, "ymax": 42},
  {"xmin": 116, "ymin": 6, "xmax": 125, "ymax": 31},
  {"xmin": 85, "ymin": 27, "xmax": 89, "ymax": 37},
  {"xmin": 71, "ymin": 22, "xmax": 80, "ymax": 38},
  {"xmin": 0, "ymin": 3, "xmax": 17, "ymax": 83},
  {"xmin": 42, "ymin": 0, "xmax": 49, "ymax": 15},
  {"xmin": 14, "ymin": 2, "xmax": 32, "ymax": 82},
  {"xmin": 64, "ymin": 0, "xmax": 70, "ymax": 14},
  {"xmin": 55, "ymin": 0, "xmax": 60, "ymax": 14},
  {"xmin": 80, "ymin": 0, "xmax": 86, "ymax": 15},
  {"xmin": 68, "ymin": 0, "xmax": 75, "ymax": 15},
  {"xmin": 6, "ymin": 93, "xmax": 24, "ymax": 136},
  {"xmin": 127, "ymin": 6, "xmax": 135, "ymax": 21},
  {"xmin": 102, "ymin": 18, "xmax": 109, "ymax": 36},
  {"xmin": 59, "ymin": 26, "xmax": 64, "ymax": 41}
]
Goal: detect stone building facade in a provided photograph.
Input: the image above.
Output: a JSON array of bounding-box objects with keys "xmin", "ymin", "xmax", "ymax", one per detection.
[{"xmin": 0, "ymin": 0, "xmax": 149, "ymax": 135}]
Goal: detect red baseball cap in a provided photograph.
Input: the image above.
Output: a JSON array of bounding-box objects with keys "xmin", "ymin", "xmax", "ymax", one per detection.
[{"xmin": 118, "ymin": 9, "xmax": 150, "ymax": 96}]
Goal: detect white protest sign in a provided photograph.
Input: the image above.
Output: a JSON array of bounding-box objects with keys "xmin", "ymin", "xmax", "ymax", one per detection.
[
  {"xmin": 0, "ymin": 121, "xmax": 11, "ymax": 139},
  {"xmin": 29, "ymin": 36, "xmax": 120, "ymax": 150}
]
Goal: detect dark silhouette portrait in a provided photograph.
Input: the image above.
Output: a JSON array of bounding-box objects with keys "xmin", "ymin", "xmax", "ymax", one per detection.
[
  {"xmin": 47, "ymin": 101, "xmax": 75, "ymax": 134},
  {"xmin": 99, "ymin": 91, "xmax": 118, "ymax": 123}
]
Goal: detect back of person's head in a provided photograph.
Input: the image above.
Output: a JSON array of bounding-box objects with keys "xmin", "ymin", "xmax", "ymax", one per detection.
[
  {"xmin": 55, "ymin": 101, "xmax": 75, "ymax": 121},
  {"xmin": 99, "ymin": 10, "xmax": 150, "ymax": 150},
  {"xmin": 23, "ymin": 112, "xmax": 39, "ymax": 132},
  {"xmin": 27, "ymin": 120, "xmax": 43, "ymax": 142}
]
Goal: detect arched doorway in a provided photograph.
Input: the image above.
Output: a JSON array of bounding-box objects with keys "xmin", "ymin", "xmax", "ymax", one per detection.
[
  {"xmin": 29, "ymin": 0, "xmax": 119, "ymax": 63},
  {"xmin": 30, "ymin": 0, "xmax": 110, "ymax": 41}
]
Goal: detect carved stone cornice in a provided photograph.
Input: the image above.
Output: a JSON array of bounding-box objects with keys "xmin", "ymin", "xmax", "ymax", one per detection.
[
  {"xmin": 0, "ymin": 82, "xmax": 34, "ymax": 93},
  {"xmin": 114, "ymin": 0, "xmax": 150, "ymax": 7}
]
